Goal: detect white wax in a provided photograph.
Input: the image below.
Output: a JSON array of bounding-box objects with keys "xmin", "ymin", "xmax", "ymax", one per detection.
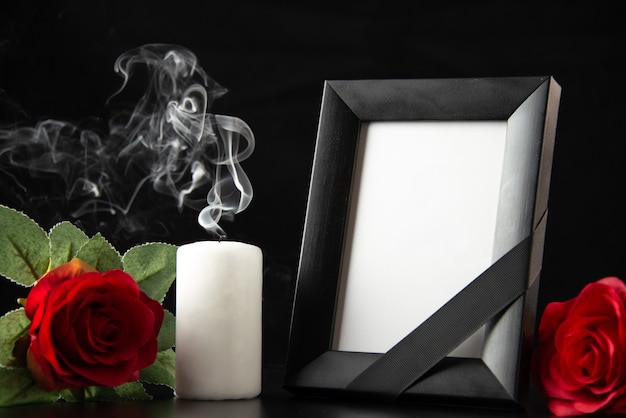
[{"xmin": 175, "ymin": 241, "xmax": 263, "ymax": 400}]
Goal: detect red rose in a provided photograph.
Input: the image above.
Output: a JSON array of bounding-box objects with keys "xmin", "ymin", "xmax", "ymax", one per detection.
[
  {"xmin": 532, "ymin": 277, "xmax": 626, "ymax": 416},
  {"xmin": 24, "ymin": 258, "xmax": 164, "ymax": 391}
]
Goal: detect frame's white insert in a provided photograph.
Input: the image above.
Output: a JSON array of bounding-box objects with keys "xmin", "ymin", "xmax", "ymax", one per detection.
[{"xmin": 333, "ymin": 121, "xmax": 508, "ymax": 356}]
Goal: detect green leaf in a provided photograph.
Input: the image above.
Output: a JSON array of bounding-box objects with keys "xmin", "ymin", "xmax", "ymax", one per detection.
[
  {"xmin": 157, "ymin": 310, "xmax": 175, "ymax": 352},
  {"xmin": 65, "ymin": 384, "xmax": 152, "ymax": 403},
  {"xmin": 140, "ymin": 349, "xmax": 175, "ymax": 389},
  {"xmin": 59, "ymin": 388, "xmax": 85, "ymax": 402},
  {"xmin": 113, "ymin": 381, "xmax": 152, "ymax": 400},
  {"xmin": 83, "ymin": 386, "xmax": 120, "ymax": 401},
  {"xmin": 0, "ymin": 309, "xmax": 30, "ymax": 369},
  {"xmin": 0, "ymin": 367, "xmax": 60, "ymax": 406},
  {"xmin": 0, "ymin": 205, "xmax": 50, "ymax": 286},
  {"xmin": 80, "ymin": 381, "xmax": 152, "ymax": 402},
  {"xmin": 122, "ymin": 243, "xmax": 177, "ymax": 302},
  {"xmin": 75, "ymin": 233, "xmax": 122, "ymax": 272},
  {"xmin": 48, "ymin": 221, "xmax": 89, "ymax": 269}
]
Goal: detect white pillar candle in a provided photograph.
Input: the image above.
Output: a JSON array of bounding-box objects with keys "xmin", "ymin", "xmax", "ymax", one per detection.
[{"xmin": 175, "ymin": 241, "xmax": 263, "ymax": 400}]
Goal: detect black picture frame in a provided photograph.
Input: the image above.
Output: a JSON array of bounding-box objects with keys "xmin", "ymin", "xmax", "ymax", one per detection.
[{"xmin": 284, "ymin": 77, "xmax": 561, "ymax": 408}]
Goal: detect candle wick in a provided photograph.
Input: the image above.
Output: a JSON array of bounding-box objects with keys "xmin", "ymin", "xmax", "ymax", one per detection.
[{"xmin": 218, "ymin": 234, "xmax": 227, "ymax": 243}]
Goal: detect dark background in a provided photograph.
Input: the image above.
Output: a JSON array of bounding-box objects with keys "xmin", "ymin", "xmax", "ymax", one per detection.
[{"xmin": 1, "ymin": 0, "xmax": 625, "ymax": 373}]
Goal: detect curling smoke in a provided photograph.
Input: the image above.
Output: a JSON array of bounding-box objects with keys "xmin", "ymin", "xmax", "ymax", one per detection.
[{"xmin": 0, "ymin": 44, "xmax": 254, "ymax": 239}]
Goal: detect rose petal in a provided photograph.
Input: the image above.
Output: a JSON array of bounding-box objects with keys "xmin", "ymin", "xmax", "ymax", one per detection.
[
  {"xmin": 538, "ymin": 300, "xmax": 574, "ymax": 341},
  {"xmin": 597, "ymin": 277, "xmax": 626, "ymax": 304},
  {"xmin": 26, "ymin": 337, "xmax": 62, "ymax": 392},
  {"xmin": 547, "ymin": 398, "xmax": 588, "ymax": 416},
  {"xmin": 25, "ymin": 259, "xmax": 97, "ymax": 320},
  {"xmin": 568, "ymin": 282, "xmax": 624, "ymax": 319}
]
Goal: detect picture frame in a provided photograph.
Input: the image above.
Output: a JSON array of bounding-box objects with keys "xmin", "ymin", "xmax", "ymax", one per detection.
[{"xmin": 284, "ymin": 77, "xmax": 561, "ymax": 408}]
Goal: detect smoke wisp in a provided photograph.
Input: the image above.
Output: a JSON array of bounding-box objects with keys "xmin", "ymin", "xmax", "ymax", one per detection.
[{"xmin": 0, "ymin": 44, "xmax": 254, "ymax": 241}]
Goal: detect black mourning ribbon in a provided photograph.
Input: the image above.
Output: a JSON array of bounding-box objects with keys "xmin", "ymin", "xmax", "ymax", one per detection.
[{"xmin": 344, "ymin": 235, "xmax": 532, "ymax": 400}]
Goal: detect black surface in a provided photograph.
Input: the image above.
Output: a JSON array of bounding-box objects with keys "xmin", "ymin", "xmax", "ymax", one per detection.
[
  {"xmin": 0, "ymin": 1, "xmax": 625, "ymax": 415},
  {"xmin": 0, "ymin": 366, "xmax": 555, "ymax": 417}
]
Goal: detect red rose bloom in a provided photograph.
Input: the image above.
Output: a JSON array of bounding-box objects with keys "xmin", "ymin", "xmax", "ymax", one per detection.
[
  {"xmin": 532, "ymin": 277, "xmax": 626, "ymax": 416},
  {"xmin": 24, "ymin": 258, "xmax": 164, "ymax": 391}
]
